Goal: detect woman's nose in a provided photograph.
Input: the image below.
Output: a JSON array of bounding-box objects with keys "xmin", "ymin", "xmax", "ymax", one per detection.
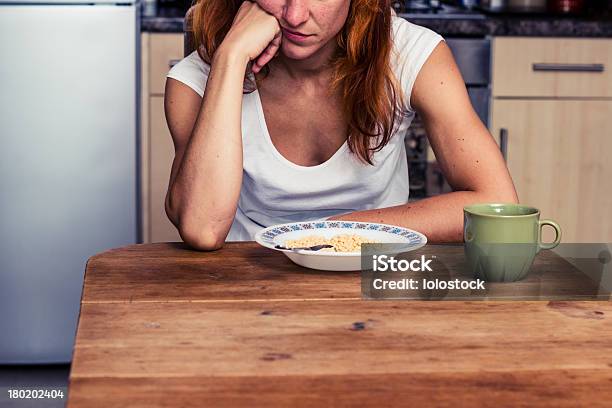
[{"xmin": 283, "ymin": 0, "xmax": 309, "ymax": 27}]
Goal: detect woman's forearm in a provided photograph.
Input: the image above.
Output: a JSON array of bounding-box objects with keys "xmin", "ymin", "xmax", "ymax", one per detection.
[
  {"xmin": 329, "ymin": 190, "xmax": 518, "ymax": 243},
  {"xmin": 167, "ymin": 48, "xmax": 248, "ymax": 249}
]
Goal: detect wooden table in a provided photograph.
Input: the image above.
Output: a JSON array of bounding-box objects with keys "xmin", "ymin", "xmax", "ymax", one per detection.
[{"xmin": 67, "ymin": 242, "xmax": 612, "ymax": 407}]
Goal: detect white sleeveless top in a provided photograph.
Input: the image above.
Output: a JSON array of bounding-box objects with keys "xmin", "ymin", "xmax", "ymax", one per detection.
[{"xmin": 167, "ymin": 17, "xmax": 443, "ymax": 241}]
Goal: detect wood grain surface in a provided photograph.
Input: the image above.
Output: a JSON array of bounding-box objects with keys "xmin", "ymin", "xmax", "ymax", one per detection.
[
  {"xmin": 69, "ymin": 369, "xmax": 612, "ymax": 408},
  {"xmin": 80, "ymin": 242, "xmax": 602, "ymax": 303},
  {"xmin": 68, "ymin": 243, "xmax": 612, "ymax": 407}
]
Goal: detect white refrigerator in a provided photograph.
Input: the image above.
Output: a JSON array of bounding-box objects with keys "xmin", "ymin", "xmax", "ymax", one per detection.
[{"xmin": 0, "ymin": 0, "xmax": 139, "ymax": 363}]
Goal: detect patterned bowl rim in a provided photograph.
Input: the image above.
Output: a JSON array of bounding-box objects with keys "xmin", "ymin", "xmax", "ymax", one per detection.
[{"xmin": 254, "ymin": 220, "xmax": 427, "ymax": 257}]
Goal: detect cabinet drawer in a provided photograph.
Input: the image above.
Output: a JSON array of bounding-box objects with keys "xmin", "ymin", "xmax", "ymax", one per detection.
[
  {"xmin": 492, "ymin": 37, "xmax": 612, "ymax": 98},
  {"xmin": 149, "ymin": 33, "xmax": 184, "ymax": 95}
]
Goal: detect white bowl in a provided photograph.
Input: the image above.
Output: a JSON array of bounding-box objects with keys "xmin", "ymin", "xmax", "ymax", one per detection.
[{"xmin": 254, "ymin": 220, "xmax": 427, "ymax": 271}]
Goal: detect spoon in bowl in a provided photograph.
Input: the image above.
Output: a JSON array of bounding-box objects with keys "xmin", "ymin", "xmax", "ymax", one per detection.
[{"xmin": 274, "ymin": 244, "xmax": 334, "ymax": 252}]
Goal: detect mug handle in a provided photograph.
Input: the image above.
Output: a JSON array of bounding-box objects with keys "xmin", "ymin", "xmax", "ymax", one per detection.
[{"xmin": 538, "ymin": 219, "xmax": 562, "ymax": 251}]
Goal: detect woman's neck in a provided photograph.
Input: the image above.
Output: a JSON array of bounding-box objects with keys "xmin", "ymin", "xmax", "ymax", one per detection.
[{"xmin": 269, "ymin": 40, "xmax": 338, "ymax": 82}]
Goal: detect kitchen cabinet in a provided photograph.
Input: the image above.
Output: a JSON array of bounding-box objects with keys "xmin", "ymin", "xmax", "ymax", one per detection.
[
  {"xmin": 141, "ymin": 32, "xmax": 183, "ymax": 243},
  {"xmin": 492, "ymin": 37, "xmax": 612, "ymax": 98},
  {"xmin": 491, "ymin": 37, "xmax": 612, "ymax": 242}
]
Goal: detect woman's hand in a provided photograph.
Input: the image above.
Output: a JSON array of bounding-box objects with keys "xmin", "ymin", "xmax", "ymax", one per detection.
[{"xmin": 220, "ymin": 1, "xmax": 282, "ymax": 74}]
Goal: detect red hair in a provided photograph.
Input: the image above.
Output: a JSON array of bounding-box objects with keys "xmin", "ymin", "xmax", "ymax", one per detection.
[{"xmin": 191, "ymin": 0, "xmax": 405, "ymax": 164}]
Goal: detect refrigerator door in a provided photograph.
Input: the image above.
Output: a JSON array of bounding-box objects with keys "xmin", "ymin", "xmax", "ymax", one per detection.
[{"xmin": 0, "ymin": 4, "xmax": 138, "ymax": 363}]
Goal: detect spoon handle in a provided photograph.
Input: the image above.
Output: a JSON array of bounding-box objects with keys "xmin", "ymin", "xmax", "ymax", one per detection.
[{"xmin": 274, "ymin": 244, "xmax": 334, "ymax": 252}]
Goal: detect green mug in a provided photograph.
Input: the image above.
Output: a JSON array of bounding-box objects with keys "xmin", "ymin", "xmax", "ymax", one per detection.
[{"xmin": 463, "ymin": 203, "xmax": 562, "ymax": 282}]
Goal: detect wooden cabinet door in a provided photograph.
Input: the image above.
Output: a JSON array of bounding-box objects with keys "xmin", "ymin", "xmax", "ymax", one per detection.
[
  {"xmin": 149, "ymin": 96, "xmax": 182, "ymax": 243},
  {"xmin": 491, "ymin": 99, "xmax": 612, "ymax": 243}
]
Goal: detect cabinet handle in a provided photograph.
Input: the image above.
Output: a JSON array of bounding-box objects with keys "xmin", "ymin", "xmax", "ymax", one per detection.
[
  {"xmin": 499, "ymin": 128, "xmax": 508, "ymax": 162},
  {"xmin": 532, "ymin": 63, "xmax": 604, "ymax": 73},
  {"xmin": 168, "ymin": 59, "xmax": 181, "ymax": 69}
]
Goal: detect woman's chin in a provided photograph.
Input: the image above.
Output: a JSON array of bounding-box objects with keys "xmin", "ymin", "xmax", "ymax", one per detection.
[{"xmin": 280, "ymin": 42, "xmax": 317, "ymax": 60}]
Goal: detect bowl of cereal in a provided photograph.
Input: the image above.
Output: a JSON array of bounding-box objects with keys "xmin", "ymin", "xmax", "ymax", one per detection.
[{"xmin": 254, "ymin": 221, "xmax": 427, "ymax": 271}]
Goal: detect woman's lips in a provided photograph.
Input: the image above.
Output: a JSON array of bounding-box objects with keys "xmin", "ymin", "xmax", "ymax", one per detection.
[{"xmin": 281, "ymin": 28, "xmax": 312, "ymax": 43}]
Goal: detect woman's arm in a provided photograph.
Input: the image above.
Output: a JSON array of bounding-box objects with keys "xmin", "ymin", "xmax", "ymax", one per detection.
[
  {"xmin": 164, "ymin": 2, "xmax": 281, "ymax": 250},
  {"xmin": 164, "ymin": 52, "xmax": 246, "ymax": 250},
  {"xmin": 330, "ymin": 42, "xmax": 518, "ymax": 242}
]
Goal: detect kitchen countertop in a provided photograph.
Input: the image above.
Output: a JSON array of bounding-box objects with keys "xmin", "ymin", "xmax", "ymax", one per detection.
[
  {"xmin": 141, "ymin": 7, "xmax": 185, "ymax": 33},
  {"xmin": 142, "ymin": 6, "xmax": 612, "ymax": 37},
  {"xmin": 67, "ymin": 242, "xmax": 612, "ymax": 407}
]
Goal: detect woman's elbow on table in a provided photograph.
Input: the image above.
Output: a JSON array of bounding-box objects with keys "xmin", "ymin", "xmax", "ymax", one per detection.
[
  {"xmin": 165, "ymin": 192, "xmax": 229, "ymax": 251},
  {"xmin": 178, "ymin": 221, "xmax": 226, "ymax": 251}
]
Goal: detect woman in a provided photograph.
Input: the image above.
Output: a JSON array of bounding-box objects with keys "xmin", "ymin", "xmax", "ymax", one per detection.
[{"xmin": 164, "ymin": 0, "xmax": 518, "ymax": 251}]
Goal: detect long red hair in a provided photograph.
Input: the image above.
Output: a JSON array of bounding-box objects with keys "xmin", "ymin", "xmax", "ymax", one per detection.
[{"xmin": 191, "ymin": 0, "xmax": 405, "ymax": 165}]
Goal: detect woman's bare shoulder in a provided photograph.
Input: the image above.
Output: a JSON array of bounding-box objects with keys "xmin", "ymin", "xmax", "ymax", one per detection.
[
  {"xmin": 166, "ymin": 50, "xmax": 211, "ymax": 98},
  {"xmin": 391, "ymin": 17, "xmax": 444, "ymax": 58}
]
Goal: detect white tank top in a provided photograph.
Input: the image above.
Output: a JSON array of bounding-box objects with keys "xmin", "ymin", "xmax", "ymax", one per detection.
[{"xmin": 167, "ymin": 18, "xmax": 443, "ymax": 241}]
